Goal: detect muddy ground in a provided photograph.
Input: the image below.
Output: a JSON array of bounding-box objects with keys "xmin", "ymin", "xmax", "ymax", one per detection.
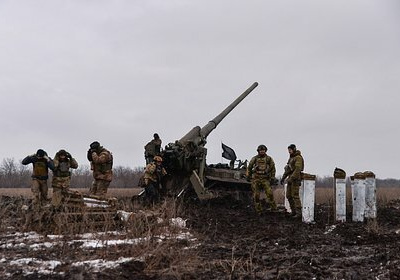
[{"xmin": 1, "ymin": 194, "xmax": 400, "ymax": 279}]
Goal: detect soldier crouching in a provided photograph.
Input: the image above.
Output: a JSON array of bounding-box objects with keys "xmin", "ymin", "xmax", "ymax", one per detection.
[{"xmin": 143, "ymin": 155, "xmax": 167, "ymax": 205}]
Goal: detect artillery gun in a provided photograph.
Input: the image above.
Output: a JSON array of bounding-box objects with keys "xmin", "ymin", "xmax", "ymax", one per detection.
[{"xmin": 162, "ymin": 82, "xmax": 258, "ymax": 200}]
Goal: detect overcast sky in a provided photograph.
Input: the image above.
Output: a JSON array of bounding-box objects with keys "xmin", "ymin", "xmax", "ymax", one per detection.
[{"xmin": 1, "ymin": 0, "xmax": 399, "ymax": 179}]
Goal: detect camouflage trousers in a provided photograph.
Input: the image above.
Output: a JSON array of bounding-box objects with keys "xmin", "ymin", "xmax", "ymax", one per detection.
[
  {"xmin": 286, "ymin": 182, "xmax": 302, "ymax": 214},
  {"xmin": 251, "ymin": 178, "xmax": 276, "ymax": 213},
  {"xmin": 31, "ymin": 179, "xmax": 49, "ymax": 210},
  {"xmin": 52, "ymin": 177, "xmax": 71, "ymax": 207},
  {"xmin": 90, "ymin": 179, "xmax": 110, "ymax": 196}
]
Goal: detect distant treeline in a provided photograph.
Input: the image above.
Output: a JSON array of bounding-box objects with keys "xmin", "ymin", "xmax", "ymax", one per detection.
[
  {"xmin": 0, "ymin": 158, "xmax": 399, "ymax": 189},
  {"xmin": 0, "ymin": 158, "xmax": 144, "ymax": 189},
  {"xmin": 315, "ymin": 176, "xmax": 400, "ymax": 188}
]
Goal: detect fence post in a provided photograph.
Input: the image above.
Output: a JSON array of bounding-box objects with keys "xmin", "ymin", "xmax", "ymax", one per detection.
[
  {"xmin": 352, "ymin": 172, "xmax": 366, "ymax": 222},
  {"xmin": 364, "ymin": 171, "xmax": 377, "ymax": 219},
  {"xmin": 283, "ymin": 183, "xmax": 292, "ymax": 213},
  {"xmin": 301, "ymin": 173, "xmax": 316, "ymax": 223},
  {"xmin": 334, "ymin": 168, "xmax": 346, "ymax": 222}
]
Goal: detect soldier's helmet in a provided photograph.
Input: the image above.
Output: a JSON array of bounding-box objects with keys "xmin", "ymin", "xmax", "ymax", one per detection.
[
  {"xmin": 154, "ymin": 133, "xmax": 160, "ymax": 139},
  {"xmin": 288, "ymin": 144, "xmax": 296, "ymax": 151},
  {"xmin": 153, "ymin": 155, "xmax": 163, "ymax": 162},
  {"xmin": 36, "ymin": 149, "xmax": 45, "ymax": 157},
  {"xmin": 257, "ymin": 145, "xmax": 267, "ymax": 152},
  {"xmin": 57, "ymin": 149, "xmax": 67, "ymax": 156},
  {"xmin": 90, "ymin": 141, "xmax": 101, "ymax": 150}
]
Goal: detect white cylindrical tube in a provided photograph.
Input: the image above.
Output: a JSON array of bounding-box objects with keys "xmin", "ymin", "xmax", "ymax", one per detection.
[
  {"xmin": 352, "ymin": 172, "xmax": 366, "ymax": 222},
  {"xmin": 334, "ymin": 168, "xmax": 347, "ymax": 222},
  {"xmin": 335, "ymin": 178, "xmax": 346, "ymax": 222},
  {"xmin": 284, "ymin": 183, "xmax": 292, "ymax": 213},
  {"xmin": 364, "ymin": 171, "xmax": 376, "ymax": 219},
  {"xmin": 301, "ymin": 173, "xmax": 316, "ymax": 223}
]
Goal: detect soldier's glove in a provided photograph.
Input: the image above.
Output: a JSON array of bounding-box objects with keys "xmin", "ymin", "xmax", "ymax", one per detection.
[
  {"xmin": 87, "ymin": 149, "xmax": 93, "ymax": 162},
  {"xmin": 66, "ymin": 153, "xmax": 72, "ymax": 159}
]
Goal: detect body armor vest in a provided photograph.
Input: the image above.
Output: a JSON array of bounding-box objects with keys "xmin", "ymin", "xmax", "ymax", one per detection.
[
  {"xmin": 254, "ymin": 156, "xmax": 271, "ymax": 177},
  {"xmin": 33, "ymin": 159, "xmax": 48, "ymax": 177},
  {"xmin": 55, "ymin": 161, "xmax": 71, "ymax": 177}
]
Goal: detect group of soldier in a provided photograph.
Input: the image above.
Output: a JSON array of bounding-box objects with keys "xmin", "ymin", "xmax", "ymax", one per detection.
[
  {"xmin": 247, "ymin": 144, "xmax": 304, "ymax": 218},
  {"xmin": 22, "ymin": 132, "xmax": 304, "ymax": 218},
  {"xmin": 22, "ymin": 141, "xmax": 113, "ymax": 210},
  {"xmin": 143, "ymin": 133, "xmax": 305, "ymax": 218}
]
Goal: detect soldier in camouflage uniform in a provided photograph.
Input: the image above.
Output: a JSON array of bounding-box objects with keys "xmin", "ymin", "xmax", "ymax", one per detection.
[
  {"xmin": 143, "ymin": 155, "xmax": 167, "ymax": 205},
  {"xmin": 144, "ymin": 133, "xmax": 162, "ymax": 164},
  {"xmin": 22, "ymin": 149, "xmax": 55, "ymax": 210},
  {"xmin": 280, "ymin": 144, "xmax": 304, "ymax": 218},
  {"xmin": 87, "ymin": 141, "xmax": 113, "ymax": 196},
  {"xmin": 247, "ymin": 145, "xmax": 277, "ymax": 214},
  {"xmin": 51, "ymin": 149, "xmax": 78, "ymax": 207}
]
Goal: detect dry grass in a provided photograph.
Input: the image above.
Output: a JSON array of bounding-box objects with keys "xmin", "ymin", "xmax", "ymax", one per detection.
[
  {"xmin": 0, "ymin": 187, "xmax": 142, "ymax": 198},
  {"xmin": 2, "ymin": 186, "xmax": 400, "ymax": 206}
]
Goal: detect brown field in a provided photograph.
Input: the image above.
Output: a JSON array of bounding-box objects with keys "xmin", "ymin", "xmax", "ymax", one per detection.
[
  {"xmin": 4, "ymin": 186, "xmax": 399, "ymax": 206},
  {"xmin": 0, "ymin": 187, "xmax": 142, "ymax": 198},
  {"xmin": 2, "ymin": 185, "xmax": 400, "ymax": 279}
]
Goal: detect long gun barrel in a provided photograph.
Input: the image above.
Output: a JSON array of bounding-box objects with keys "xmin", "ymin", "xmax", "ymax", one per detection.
[{"xmin": 179, "ymin": 82, "xmax": 258, "ymax": 145}]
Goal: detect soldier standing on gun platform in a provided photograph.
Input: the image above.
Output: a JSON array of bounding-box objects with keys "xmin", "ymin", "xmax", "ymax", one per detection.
[
  {"xmin": 280, "ymin": 144, "xmax": 304, "ymax": 218},
  {"xmin": 51, "ymin": 149, "xmax": 78, "ymax": 207},
  {"xmin": 87, "ymin": 141, "xmax": 113, "ymax": 196},
  {"xmin": 143, "ymin": 155, "xmax": 167, "ymax": 205},
  {"xmin": 144, "ymin": 133, "xmax": 162, "ymax": 165},
  {"xmin": 22, "ymin": 149, "xmax": 55, "ymax": 210},
  {"xmin": 247, "ymin": 145, "xmax": 277, "ymax": 214}
]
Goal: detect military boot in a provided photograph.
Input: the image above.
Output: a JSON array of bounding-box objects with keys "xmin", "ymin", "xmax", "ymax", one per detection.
[{"xmin": 291, "ymin": 208, "xmax": 302, "ymax": 219}]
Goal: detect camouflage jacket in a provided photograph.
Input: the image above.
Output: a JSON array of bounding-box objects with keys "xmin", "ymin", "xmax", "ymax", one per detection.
[
  {"xmin": 282, "ymin": 150, "xmax": 304, "ymax": 182},
  {"xmin": 247, "ymin": 154, "xmax": 276, "ymax": 180},
  {"xmin": 91, "ymin": 148, "xmax": 113, "ymax": 182},
  {"xmin": 144, "ymin": 162, "xmax": 167, "ymax": 184},
  {"xmin": 144, "ymin": 139, "xmax": 162, "ymax": 157}
]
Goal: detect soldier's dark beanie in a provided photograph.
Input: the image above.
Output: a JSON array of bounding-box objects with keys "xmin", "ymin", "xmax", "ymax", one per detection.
[
  {"xmin": 36, "ymin": 149, "xmax": 45, "ymax": 157},
  {"xmin": 90, "ymin": 141, "xmax": 100, "ymax": 149},
  {"xmin": 154, "ymin": 133, "xmax": 159, "ymax": 139},
  {"xmin": 288, "ymin": 144, "xmax": 296, "ymax": 150}
]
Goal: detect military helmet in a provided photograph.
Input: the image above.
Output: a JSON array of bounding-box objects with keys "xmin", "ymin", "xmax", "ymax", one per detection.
[
  {"xmin": 153, "ymin": 155, "xmax": 163, "ymax": 162},
  {"xmin": 36, "ymin": 149, "xmax": 45, "ymax": 157},
  {"xmin": 288, "ymin": 144, "xmax": 296, "ymax": 151},
  {"xmin": 57, "ymin": 149, "xmax": 67, "ymax": 156},
  {"xmin": 90, "ymin": 141, "xmax": 100, "ymax": 150},
  {"xmin": 153, "ymin": 133, "xmax": 159, "ymax": 139},
  {"xmin": 257, "ymin": 144, "xmax": 267, "ymax": 152}
]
